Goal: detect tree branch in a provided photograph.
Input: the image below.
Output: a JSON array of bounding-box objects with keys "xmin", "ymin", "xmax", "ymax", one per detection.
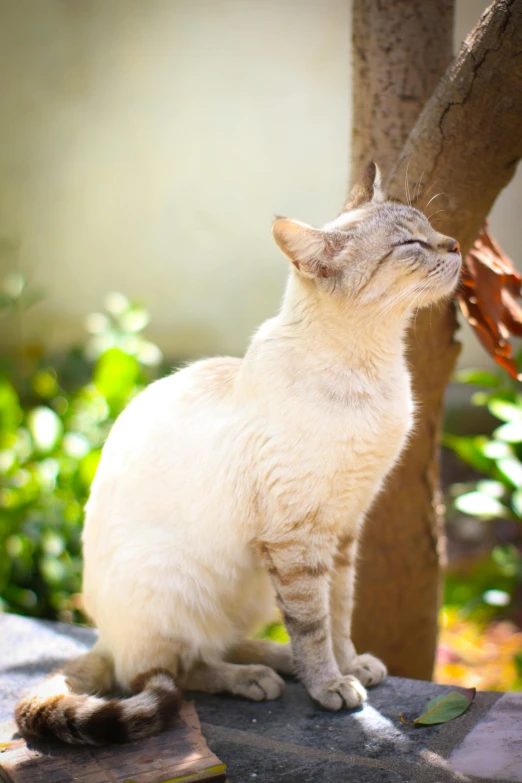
[{"xmin": 389, "ymin": 0, "xmax": 522, "ymax": 254}]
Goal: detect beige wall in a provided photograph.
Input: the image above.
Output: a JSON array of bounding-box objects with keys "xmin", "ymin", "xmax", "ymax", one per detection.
[{"xmin": 0, "ymin": 0, "xmax": 519, "ymax": 366}]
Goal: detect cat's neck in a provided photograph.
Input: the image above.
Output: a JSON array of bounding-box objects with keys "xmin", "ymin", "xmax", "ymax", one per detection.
[
  {"xmin": 240, "ymin": 272, "xmax": 412, "ymax": 401},
  {"xmin": 275, "ymin": 272, "xmax": 410, "ymax": 374}
]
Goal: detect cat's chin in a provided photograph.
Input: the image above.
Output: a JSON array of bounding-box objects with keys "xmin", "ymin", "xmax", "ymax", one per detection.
[
  {"xmin": 435, "ymin": 267, "xmax": 462, "ymax": 300},
  {"xmin": 418, "ymin": 262, "xmax": 462, "ymax": 306}
]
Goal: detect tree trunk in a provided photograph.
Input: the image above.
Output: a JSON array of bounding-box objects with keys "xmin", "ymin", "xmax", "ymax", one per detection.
[
  {"xmin": 350, "ymin": 0, "xmax": 456, "ymax": 680},
  {"xmin": 351, "ymin": 0, "xmax": 454, "ymax": 181},
  {"xmin": 352, "ymin": 0, "xmax": 522, "ymax": 679}
]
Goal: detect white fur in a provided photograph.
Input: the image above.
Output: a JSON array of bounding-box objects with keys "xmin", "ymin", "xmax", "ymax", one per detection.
[{"xmin": 82, "ymin": 270, "xmax": 414, "ymax": 689}]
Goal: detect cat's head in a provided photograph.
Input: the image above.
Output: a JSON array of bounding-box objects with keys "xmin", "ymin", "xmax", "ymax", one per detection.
[{"xmin": 272, "ymin": 162, "xmax": 461, "ymax": 312}]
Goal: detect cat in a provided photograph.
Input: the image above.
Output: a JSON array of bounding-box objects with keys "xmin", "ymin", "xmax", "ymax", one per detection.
[{"xmin": 15, "ymin": 162, "xmax": 461, "ymax": 745}]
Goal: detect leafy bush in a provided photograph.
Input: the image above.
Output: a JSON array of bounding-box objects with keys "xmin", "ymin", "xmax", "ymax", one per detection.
[
  {"xmin": 0, "ymin": 278, "xmax": 166, "ymax": 621},
  {"xmin": 444, "ymin": 364, "xmax": 522, "ymax": 617}
]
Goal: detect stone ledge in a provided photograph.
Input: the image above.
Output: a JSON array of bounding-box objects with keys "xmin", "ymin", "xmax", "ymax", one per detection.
[{"xmin": 1, "ymin": 613, "xmax": 520, "ymax": 783}]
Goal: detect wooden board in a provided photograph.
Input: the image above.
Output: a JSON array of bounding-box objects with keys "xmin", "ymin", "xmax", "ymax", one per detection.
[{"xmin": 0, "ymin": 701, "xmax": 226, "ymax": 783}]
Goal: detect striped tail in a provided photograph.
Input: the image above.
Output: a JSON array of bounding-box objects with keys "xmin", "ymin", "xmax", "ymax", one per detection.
[{"xmin": 15, "ymin": 664, "xmax": 181, "ymax": 745}]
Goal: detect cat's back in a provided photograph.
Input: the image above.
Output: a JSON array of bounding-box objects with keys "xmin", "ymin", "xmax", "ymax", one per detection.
[
  {"xmin": 107, "ymin": 355, "xmax": 240, "ymax": 443},
  {"xmin": 142, "ymin": 355, "xmax": 242, "ymax": 413},
  {"xmin": 84, "ymin": 356, "xmax": 242, "ymax": 517}
]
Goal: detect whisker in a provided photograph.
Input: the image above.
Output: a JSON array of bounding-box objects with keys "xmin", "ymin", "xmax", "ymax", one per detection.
[
  {"xmin": 376, "ymin": 259, "xmax": 444, "ymax": 323},
  {"xmin": 427, "ymin": 208, "xmax": 447, "ymax": 221},
  {"xmin": 407, "ymin": 287, "xmax": 430, "ymax": 325},
  {"xmin": 402, "ymin": 281, "xmax": 430, "ymax": 343},
  {"xmin": 422, "ymin": 179, "xmax": 437, "ymax": 198},
  {"xmin": 421, "ymin": 179, "xmax": 440, "ymax": 210},
  {"xmin": 410, "ymin": 283, "xmax": 432, "ymax": 338},
  {"xmin": 377, "ymin": 284, "xmax": 413, "ymax": 315},
  {"xmin": 413, "ymin": 169, "xmax": 426, "ymax": 205},
  {"xmin": 405, "ymin": 160, "xmax": 411, "ymax": 207},
  {"xmin": 425, "ymin": 192, "xmax": 446, "ymax": 209},
  {"xmin": 377, "ymin": 274, "xmax": 423, "ymax": 318}
]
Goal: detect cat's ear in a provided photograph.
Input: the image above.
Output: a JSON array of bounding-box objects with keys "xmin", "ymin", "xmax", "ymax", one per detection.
[
  {"xmin": 272, "ymin": 218, "xmax": 342, "ymax": 279},
  {"xmin": 342, "ymin": 160, "xmax": 384, "ymax": 212}
]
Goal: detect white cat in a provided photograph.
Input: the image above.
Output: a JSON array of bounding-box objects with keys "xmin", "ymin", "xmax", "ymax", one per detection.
[{"xmin": 16, "ymin": 163, "xmax": 461, "ymax": 744}]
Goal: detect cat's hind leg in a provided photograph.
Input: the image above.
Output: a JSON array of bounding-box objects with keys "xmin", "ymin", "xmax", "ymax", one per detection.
[
  {"xmin": 344, "ymin": 653, "xmax": 387, "ymax": 687},
  {"xmin": 226, "ymin": 640, "xmax": 295, "ymax": 676},
  {"xmin": 179, "ymin": 661, "xmax": 285, "ymax": 701}
]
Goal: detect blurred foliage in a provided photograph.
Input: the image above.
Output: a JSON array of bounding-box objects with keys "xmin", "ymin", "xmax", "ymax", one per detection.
[
  {"xmin": 442, "ymin": 360, "xmax": 522, "ymax": 690},
  {"xmin": 257, "ymin": 621, "xmax": 290, "ymax": 644},
  {"xmin": 444, "ymin": 364, "xmax": 522, "ymax": 610},
  {"xmin": 436, "ymin": 609, "xmax": 522, "ymax": 691},
  {"xmin": 0, "ymin": 275, "xmax": 166, "ymax": 622}
]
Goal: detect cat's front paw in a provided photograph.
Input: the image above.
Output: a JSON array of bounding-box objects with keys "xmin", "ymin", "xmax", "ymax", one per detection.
[
  {"xmin": 343, "ymin": 653, "xmax": 387, "ymax": 687},
  {"xmin": 308, "ymin": 674, "xmax": 367, "ymax": 711}
]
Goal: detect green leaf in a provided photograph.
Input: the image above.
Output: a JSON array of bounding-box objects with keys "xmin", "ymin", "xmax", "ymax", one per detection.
[
  {"xmin": 454, "ymin": 491, "xmax": 510, "ymax": 519},
  {"xmin": 488, "ymin": 399, "xmax": 522, "ymax": 423},
  {"xmin": 257, "ymin": 622, "xmax": 290, "ymax": 644},
  {"xmin": 471, "ymin": 391, "xmax": 490, "ymax": 406},
  {"xmin": 497, "ymin": 457, "xmax": 522, "ymax": 490},
  {"xmin": 2, "ymin": 272, "xmax": 25, "ymax": 299},
  {"xmin": 454, "ymin": 369, "xmax": 501, "ymax": 388},
  {"xmin": 414, "ymin": 689, "xmax": 475, "ymax": 726},
  {"xmin": 31, "ymin": 369, "xmax": 59, "ymax": 399},
  {"xmin": 119, "ymin": 306, "xmax": 150, "ymax": 334},
  {"xmin": 482, "ymin": 589, "xmax": 510, "ymax": 607},
  {"xmin": 137, "ymin": 340, "xmax": 163, "ymax": 367},
  {"xmin": 493, "ymin": 420, "xmax": 522, "ymax": 443},
  {"xmin": 512, "ymin": 490, "xmax": 522, "ymax": 518},
  {"xmin": 84, "ymin": 312, "xmax": 110, "ymax": 335},
  {"xmin": 0, "ymin": 380, "xmax": 22, "ymax": 436},
  {"xmin": 104, "ymin": 292, "xmax": 129, "ymax": 316},
  {"xmin": 514, "ymin": 652, "xmax": 522, "ymax": 678},
  {"xmin": 94, "ymin": 348, "xmax": 140, "ymax": 406},
  {"xmin": 27, "ymin": 406, "xmax": 63, "ymax": 452},
  {"xmin": 491, "ymin": 544, "xmax": 520, "ymax": 575},
  {"xmin": 443, "ymin": 434, "xmax": 492, "ymax": 475},
  {"xmin": 476, "ymin": 480, "xmax": 505, "ymax": 499},
  {"xmin": 479, "ymin": 440, "xmax": 512, "ymax": 459},
  {"xmin": 79, "ymin": 449, "xmax": 101, "ymax": 488}
]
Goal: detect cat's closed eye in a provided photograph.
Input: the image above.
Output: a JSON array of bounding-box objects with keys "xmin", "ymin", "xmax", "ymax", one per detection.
[{"xmin": 397, "ymin": 238, "xmax": 430, "ymax": 249}]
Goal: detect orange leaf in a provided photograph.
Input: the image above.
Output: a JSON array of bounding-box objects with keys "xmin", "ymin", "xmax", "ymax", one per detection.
[{"xmin": 458, "ymin": 228, "xmax": 522, "ymax": 380}]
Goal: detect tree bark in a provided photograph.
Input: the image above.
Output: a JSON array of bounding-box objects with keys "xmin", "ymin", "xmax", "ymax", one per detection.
[
  {"xmin": 352, "ymin": 0, "xmax": 522, "ymax": 679},
  {"xmin": 351, "ymin": 0, "xmax": 454, "ymax": 181}
]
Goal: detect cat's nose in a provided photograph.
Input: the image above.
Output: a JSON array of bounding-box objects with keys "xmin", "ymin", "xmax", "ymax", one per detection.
[{"xmin": 443, "ymin": 237, "xmax": 460, "ymax": 254}]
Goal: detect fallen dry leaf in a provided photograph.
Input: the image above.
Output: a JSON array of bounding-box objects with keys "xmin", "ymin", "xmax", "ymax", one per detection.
[{"xmin": 458, "ymin": 227, "xmax": 522, "ymax": 381}]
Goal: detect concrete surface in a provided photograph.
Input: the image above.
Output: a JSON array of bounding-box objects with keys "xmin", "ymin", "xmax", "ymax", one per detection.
[{"xmin": 1, "ymin": 612, "xmax": 521, "ymax": 783}]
